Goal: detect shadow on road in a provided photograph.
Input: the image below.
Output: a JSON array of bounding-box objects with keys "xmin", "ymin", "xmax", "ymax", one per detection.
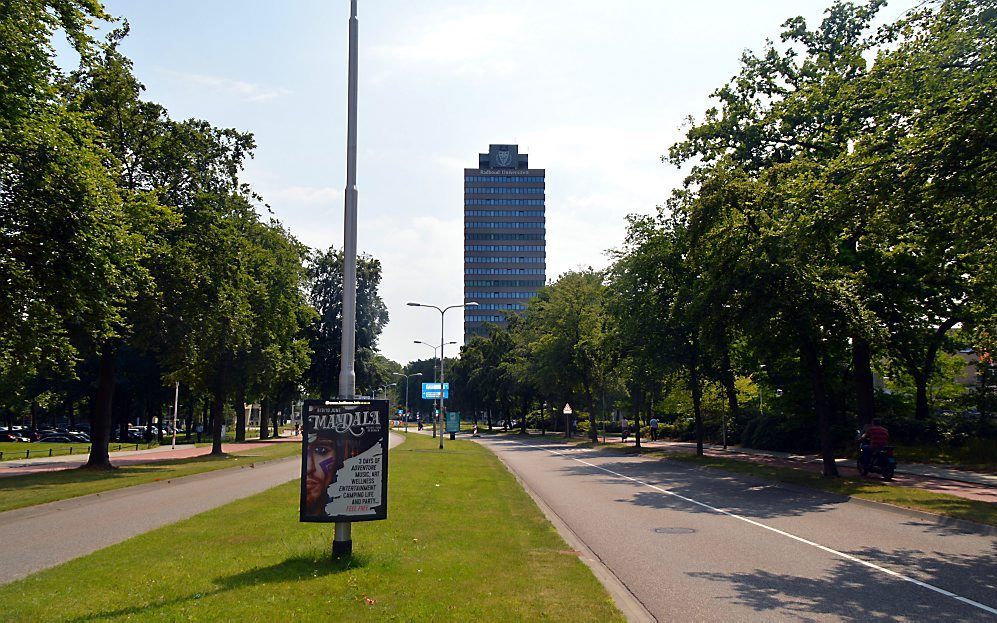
[{"xmin": 687, "ymin": 543, "xmax": 997, "ymax": 622}]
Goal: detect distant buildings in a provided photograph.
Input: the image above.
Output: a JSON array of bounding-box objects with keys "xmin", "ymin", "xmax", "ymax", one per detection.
[{"xmin": 464, "ymin": 144, "xmax": 546, "ymax": 341}]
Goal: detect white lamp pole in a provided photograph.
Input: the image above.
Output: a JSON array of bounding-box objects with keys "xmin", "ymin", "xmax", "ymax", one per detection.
[
  {"xmin": 171, "ymin": 381, "xmax": 179, "ymax": 450},
  {"xmin": 409, "ymin": 303, "xmax": 479, "ymax": 448},
  {"xmin": 334, "ymin": 0, "xmax": 360, "ymax": 559},
  {"xmin": 393, "ymin": 372, "xmax": 423, "ymax": 433},
  {"xmin": 415, "ymin": 340, "xmax": 455, "ymax": 438}
]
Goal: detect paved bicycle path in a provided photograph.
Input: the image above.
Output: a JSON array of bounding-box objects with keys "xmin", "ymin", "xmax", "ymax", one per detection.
[{"xmin": 0, "ymin": 433, "xmax": 403, "ymax": 585}]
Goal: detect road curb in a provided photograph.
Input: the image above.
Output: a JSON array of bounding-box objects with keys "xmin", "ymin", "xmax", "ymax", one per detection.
[{"xmin": 478, "ymin": 439, "xmax": 656, "ymax": 623}]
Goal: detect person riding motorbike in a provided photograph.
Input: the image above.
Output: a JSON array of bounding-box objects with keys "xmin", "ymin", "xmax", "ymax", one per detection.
[{"xmin": 858, "ymin": 418, "xmax": 889, "ymax": 469}]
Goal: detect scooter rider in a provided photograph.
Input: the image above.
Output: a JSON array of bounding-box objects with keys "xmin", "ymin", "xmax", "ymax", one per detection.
[{"xmin": 859, "ymin": 418, "xmax": 889, "ymax": 465}]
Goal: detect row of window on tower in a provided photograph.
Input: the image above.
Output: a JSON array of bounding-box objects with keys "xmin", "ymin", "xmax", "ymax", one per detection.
[
  {"xmin": 465, "ymin": 268, "xmax": 545, "ymax": 275},
  {"xmin": 464, "ymin": 187, "xmax": 544, "ymax": 194},
  {"xmin": 464, "ymin": 245, "xmax": 544, "ymax": 252},
  {"xmin": 473, "ymin": 303, "xmax": 527, "ymax": 311},
  {"xmin": 465, "ymin": 292, "xmax": 538, "ymax": 299},
  {"xmin": 464, "ymin": 210, "xmax": 545, "ymax": 217},
  {"xmin": 465, "ymin": 175, "xmax": 545, "ymax": 183},
  {"xmin": 466, "ymin": 257, "xmax": 545, "ymax": 264},
  {"xmin": 465, "ymin": 222, "xmax": 545, "ymax": 229},
  {"xmin": 465, "ymin": 279, "xmax": 545, "ymax": 287},
  {"xmin": 466, "ymin": 314, "xmax": 508, "ymax": 322},
  {"xmin": 466, "ymin": 233, "xmax": 544, "ymax": 241},
  {"xmin": 465, "ymin": 199, "xmax": 545, "ymax": 206}
]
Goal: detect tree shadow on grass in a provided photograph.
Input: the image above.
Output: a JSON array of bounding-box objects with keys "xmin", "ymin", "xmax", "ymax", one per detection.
[{"xmin": 66, "ymin": 553, "xmax": 367, "ymax": 622}]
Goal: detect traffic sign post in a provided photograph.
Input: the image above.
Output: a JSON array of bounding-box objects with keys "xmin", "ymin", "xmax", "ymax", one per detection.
[
  {"xmin": 563, "ymin": 403, "xmax": 572, "ymax": 438},
  {"xmin": 421, "ymin": 383, "xmax": 449, "ymax": 399}
]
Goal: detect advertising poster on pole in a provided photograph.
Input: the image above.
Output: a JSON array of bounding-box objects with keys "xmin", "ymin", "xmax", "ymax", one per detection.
[
  {"xmin": 445, "ymin": 411, "xmax": 460, "ymax": 433},
  {"xmin": 300, "ymin": 399, "xmax": 389, "ymax": 523}
]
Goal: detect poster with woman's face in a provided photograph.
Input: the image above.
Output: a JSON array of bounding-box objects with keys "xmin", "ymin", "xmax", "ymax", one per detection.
[{"xmin": 299, "ymin": 399, "xmax": 389, "ymax": 523}]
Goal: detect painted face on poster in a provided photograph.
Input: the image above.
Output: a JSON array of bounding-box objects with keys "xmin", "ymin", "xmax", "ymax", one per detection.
[{"xmin": 299, "ymin": 399, "xmax": 389, "ymax": 522}]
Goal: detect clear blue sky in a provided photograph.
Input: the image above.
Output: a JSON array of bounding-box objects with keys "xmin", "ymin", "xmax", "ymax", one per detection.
[{"xmin": 89, "ymin": 0, "xmax": 915, "ymax": 365}]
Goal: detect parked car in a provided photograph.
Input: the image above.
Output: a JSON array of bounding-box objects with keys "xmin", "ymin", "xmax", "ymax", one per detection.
[
  {"xmin": 0, "ymin": 429, "xmax": 29, "ymax": 442},
  {"xmin": 38, "ymin": 434, "xmax": 74, "ymax": 443}
]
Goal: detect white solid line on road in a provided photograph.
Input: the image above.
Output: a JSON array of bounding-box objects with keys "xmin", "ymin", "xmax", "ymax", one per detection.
[{"xmin": 499, "ymin": 439, "xmax": 997, "ymax": 618}]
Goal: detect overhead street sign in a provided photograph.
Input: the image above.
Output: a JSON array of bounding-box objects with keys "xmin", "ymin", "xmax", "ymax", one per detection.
[{"xmin": 421, "ymin": 382, "xmax": 449, "ymax": 399}]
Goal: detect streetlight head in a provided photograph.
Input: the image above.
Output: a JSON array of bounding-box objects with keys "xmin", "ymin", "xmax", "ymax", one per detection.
[
  {"xmin": 413, "ymin": 372, "xmax": 423, "ymax": 377},
  {"xmin": 464, "ymin": 301, "xmax": 479, "ymax": 307},
  {"xmin": 407, "ymin": 302, "xmax": 421, "ymax": 307}
]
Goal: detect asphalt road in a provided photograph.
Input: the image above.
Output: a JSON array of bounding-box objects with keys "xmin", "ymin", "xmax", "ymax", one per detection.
[
  {"xmin": 478, "ymin": 436, "xmax": 997, "ymax": 622},
  {"xmin": 0, "ymin": 433, "xmax": 403, "ymax": 585}
]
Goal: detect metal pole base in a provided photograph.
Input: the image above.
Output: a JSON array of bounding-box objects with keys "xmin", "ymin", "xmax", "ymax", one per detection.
[
  {"xmin": 333, "ymin": 521, "xmax": 352, "ymax": 558},
  {"xmin": 332, "ymin": 539, "xmax": 352, "ymax": 558}
]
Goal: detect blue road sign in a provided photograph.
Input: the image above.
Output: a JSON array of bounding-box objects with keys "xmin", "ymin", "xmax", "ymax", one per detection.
[{"xmin": 421, "ymin": 382, "xmax": 449, "ymax": 399}]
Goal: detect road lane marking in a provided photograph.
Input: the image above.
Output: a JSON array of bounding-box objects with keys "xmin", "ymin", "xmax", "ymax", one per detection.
[{"xmin": 494, "ymin": 439, "xmax": 997, "ymax": 617}]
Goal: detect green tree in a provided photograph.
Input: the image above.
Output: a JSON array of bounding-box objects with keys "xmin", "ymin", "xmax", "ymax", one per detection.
[{"xmin": 305, "ymin": 247, "xmax": 388, "ymax": 399}]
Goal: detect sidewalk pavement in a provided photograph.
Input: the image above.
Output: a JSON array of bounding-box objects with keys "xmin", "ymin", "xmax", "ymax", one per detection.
[{"xmin": 0, "ymin": 435, "xmax": 302, "ymax": 478}]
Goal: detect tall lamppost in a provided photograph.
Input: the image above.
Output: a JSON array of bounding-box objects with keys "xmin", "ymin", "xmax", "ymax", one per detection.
[
  {"xmin": 392, "ymin": 372, "xmax": 423, "ymax": 432},
  {"xmin": 408, "ymin": 302, "xmax": 479, "ymax": 449},
  {"xmin": 415, "ymin": 340, "xmax": 455, "ymax": 438},
  {"xmin": 379, "ymin": 383, "xmax": 396, "ymax": 400},
  {"xmin": 334, "ymin": 0, "xmax": 360, "ymax": 559}
]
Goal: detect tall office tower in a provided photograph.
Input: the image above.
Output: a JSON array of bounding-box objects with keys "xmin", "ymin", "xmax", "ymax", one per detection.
[{"xmin": 464, "ymin": 144, "xmax": 546, "ymax": 341}]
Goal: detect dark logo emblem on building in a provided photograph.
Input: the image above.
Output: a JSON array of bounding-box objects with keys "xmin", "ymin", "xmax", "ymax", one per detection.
[{"xmin": 496, "ymin": 148, "xmax": 512, "ymax": 167}]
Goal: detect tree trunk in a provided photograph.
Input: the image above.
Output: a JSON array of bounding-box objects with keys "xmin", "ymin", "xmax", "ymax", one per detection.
[
  {"xmin": 801, "ymin": 335, "xmax": 839, "ymax": 478},
  {"xmin": 234, "ymin": 387, "xmax": 247, "ymax": 442},
  {"xmin": 211, "ymin": 389, "xmax": 225, "ymax": 455},
  {"xmin": 913, "ymin": 372, "xmax": 930, "ymax": 422},
  {"xmin": 85, "ymin": 345, "xmax": 116, "ymax": 469},
  {"xmin": 852, "ymin": 336, "xmax": 876, "ymax": 428},
  {"xmin": 259, "ymin": 398, "xmax": 270, "ymax": 440},
  {"xmin": 272, "ymin": 406, "xmax": 280, "ymax": 438},
  {"xmin": 690, "ymin": 337, "xmax": 704, "ymax": 456},
  {"xmin": 487, "ymin": 408, "xmax": 493, "ymax": 431}
]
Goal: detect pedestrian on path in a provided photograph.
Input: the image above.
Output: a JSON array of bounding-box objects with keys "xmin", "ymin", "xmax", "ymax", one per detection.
[
  {"xmin": 649, "ymin": 417, "xmax": 659, "ymax": 441},
  {"xmin": 621, "ymin": 418, "xmax": 629, "ymax": 443}
]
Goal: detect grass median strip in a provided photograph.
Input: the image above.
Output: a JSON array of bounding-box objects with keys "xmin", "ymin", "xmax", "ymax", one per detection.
[
  {"xmin": 0, "ymin": 442, "xmax": 301, "ymax": 513},
  {"xmin": 0, "ymin": 433, "xmax": 625, "ymax": 623}
]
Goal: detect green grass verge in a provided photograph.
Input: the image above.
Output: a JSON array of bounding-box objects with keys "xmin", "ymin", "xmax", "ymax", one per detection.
[
  {"xmin": 0, "ymin": 441, "xmax": 301, "ymax": 513},
  {"xmin": 892, "ymin": 440, "xmax": 996, "ymax": 471},
  {"xmin": 0, "ymin": 433, "xmax": 625, "ymax": 623},
  {"xmin": 0, "ymin": 441, "xmax": 156, "ymax": 461}
]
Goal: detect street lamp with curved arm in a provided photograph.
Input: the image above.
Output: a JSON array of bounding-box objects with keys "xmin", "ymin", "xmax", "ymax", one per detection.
[
  {"xmin": 392, "ymin": 371, "xmax": 423, "ymax": 432},
  {"xmin": 413, "ymin": 340, "xmax": 456, "ymax": 438},
  {"xmin": 408, "ymin": 301, "xmax": 479, "ymax": 448}
]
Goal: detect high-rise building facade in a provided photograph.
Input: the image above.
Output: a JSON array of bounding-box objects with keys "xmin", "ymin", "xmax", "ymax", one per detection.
[{"xmin": 464, "ymin": 144, "xmax": 546, "ymax": 341}]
